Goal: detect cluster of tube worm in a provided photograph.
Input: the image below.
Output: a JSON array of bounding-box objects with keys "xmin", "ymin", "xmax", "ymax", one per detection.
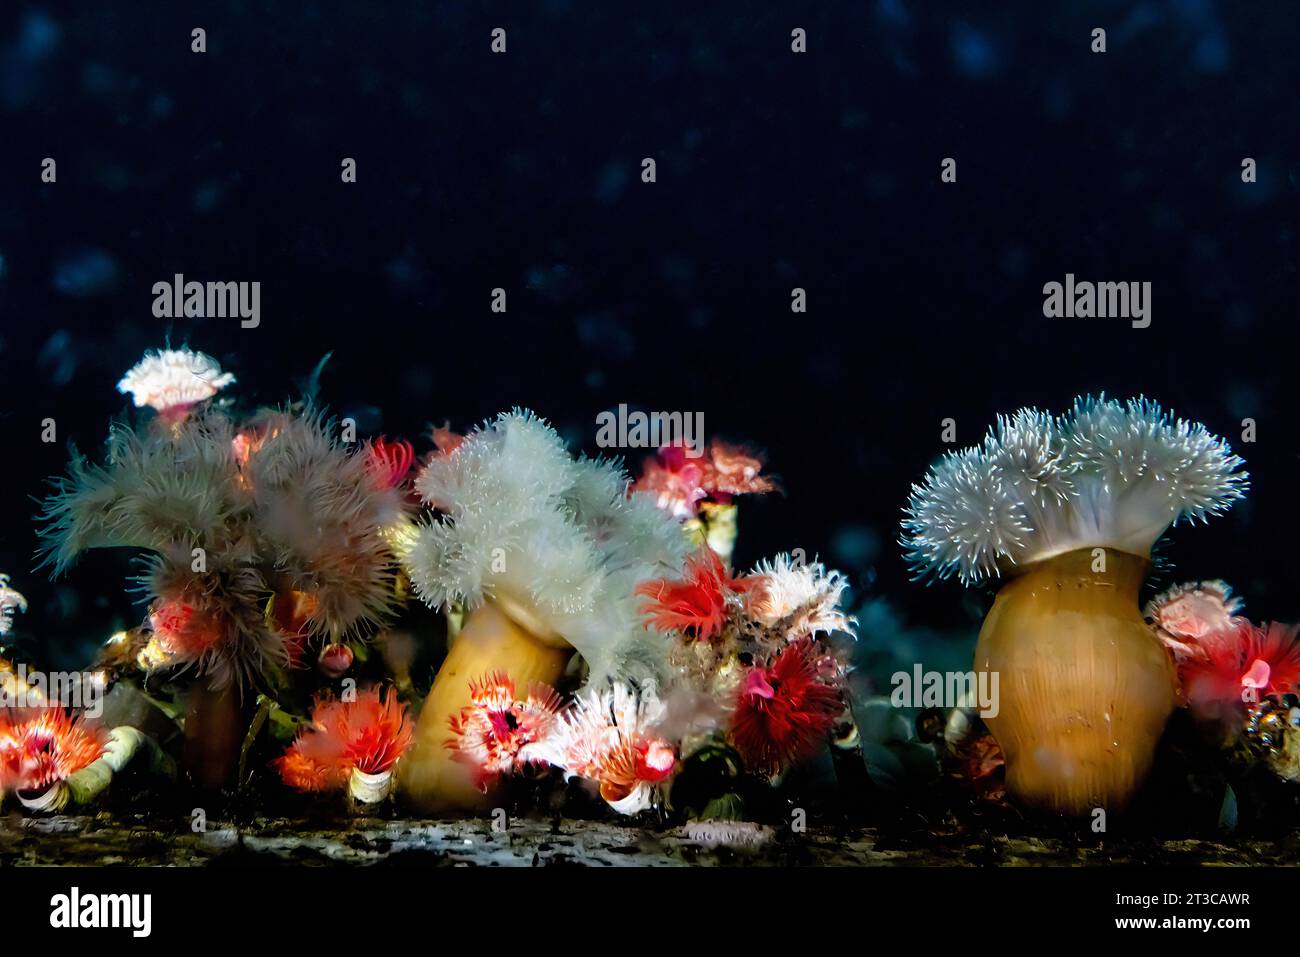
[
  {"xmin": 1147, "ymin": 581, "xmax": 1300, "ymax": 779},
  {"xmin": 903, "ymin": 396, "xmax": 1300, "ymax": 813},
  {"xmin": 392, "ymin": 409, "xmax": 850, "ymax": 813},
  {"xmin": 0, "ymin": 583, "xmax": 169, "ymax": 811},
  {"xmin": 436, "ymin": 548, "xmax": 856, "ymax": 813},
  {"xmin": 3, "ymin": 347, "xmax": 856, "ymax": 818}
]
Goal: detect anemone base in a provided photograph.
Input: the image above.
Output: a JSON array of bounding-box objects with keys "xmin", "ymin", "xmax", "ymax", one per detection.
[{"xmin": 975, "ymin": 547, "xmax": 1177, "ymax": 815}]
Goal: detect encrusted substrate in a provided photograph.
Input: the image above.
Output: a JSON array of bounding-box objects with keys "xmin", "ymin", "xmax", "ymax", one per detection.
[{"xmin": 1, "ymin": 816, "xmax": 1298, "ymax": 866}]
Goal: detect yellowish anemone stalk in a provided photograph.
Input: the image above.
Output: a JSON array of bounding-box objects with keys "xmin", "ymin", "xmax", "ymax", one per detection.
[
  {"xmin": 402, "ymin": 597, "xmax": 571, "ymax": 811},
  {"xmin": 974, "ymin": 547, "xmax": 1175, "ymax": 813},
  {"xmin": 903, "ymin": 397, "xmax": 1248, "ymax": 815}
]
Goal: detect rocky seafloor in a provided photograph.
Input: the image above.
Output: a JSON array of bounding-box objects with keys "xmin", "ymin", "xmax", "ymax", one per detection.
[{"xmin": 3, "ymin": 815, "xmax": 1298, "ymax": 867}]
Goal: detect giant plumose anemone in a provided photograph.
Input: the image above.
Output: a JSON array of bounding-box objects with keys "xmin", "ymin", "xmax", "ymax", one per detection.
[
  {"xmin": 395, "ymin": 408, "xmax": 689, "ymax": 810},
  {"xmin": 38, "ymin": 407, "xmax": 411, "ymax": 690},
  {"xmin": 901, "ymin": 395, "xmax": 1247, "ymax": 814}
]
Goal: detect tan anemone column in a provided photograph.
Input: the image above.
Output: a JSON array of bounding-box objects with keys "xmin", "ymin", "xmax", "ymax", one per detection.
[{"xmin": 974, "ymin": 547, "xmax": 1176, "ymax": 814}]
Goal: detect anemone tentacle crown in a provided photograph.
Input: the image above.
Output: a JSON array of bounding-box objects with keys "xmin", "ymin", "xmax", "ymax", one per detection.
[{"xmin": 902, "ymin": 395, "xmax": 1247, "ymax": 583}]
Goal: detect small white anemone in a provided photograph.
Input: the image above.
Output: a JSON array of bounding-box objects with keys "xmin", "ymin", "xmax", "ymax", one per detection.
[
  {"xmin": 117, "ymin": 347, "xmax": 235, "ymax": 415},
  {"xmin": 902, "ymin": 395, "xmax": 1248, "ymax": 585},
  {"xmin": 747, "ymin": 552, "xmax": 856, "ymax": 640}
]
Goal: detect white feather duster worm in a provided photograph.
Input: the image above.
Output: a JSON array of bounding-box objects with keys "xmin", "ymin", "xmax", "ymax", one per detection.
[
  {"xmin": 401, "ymin": 409, "xmax": 688, "ymax": 683},
  {"xmin": 116, "ymin": 347, "xmax": 235, "ymax": 417}
]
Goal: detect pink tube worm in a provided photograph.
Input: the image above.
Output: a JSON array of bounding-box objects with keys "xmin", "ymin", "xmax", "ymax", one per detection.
[
  {"xmin": 444, "ymin": 671, "xmax": 564, "ymax": 791},
  {"xmin": 1149, "ymin": 584, "xmax": 1300, "ymax": 731},
  {"xmin": 635, "ymin": 440, "xmax": 777, "ymax": 563},
  {"xmin": 275, "ymin": 685, "xmax": 414, "ymax": 804},
  {"xmin": 639, "ymin": 549, "xmax": 855, "ymax": 780}
]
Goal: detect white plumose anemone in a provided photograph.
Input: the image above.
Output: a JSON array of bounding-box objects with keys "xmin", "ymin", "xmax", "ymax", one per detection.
[
  {"xmin": 902, "ymin": 396, "xmax": 1247, "ymax": 585},
  {"xmin": 398, "ymin": 409, "xmax": 689, "ymax": 811},
  {"xmin": 400, "ymin": 408, "xmax": 688, "ymax": 683},
  {"xmin": 746, "ymin": 552, "xmax": 856, "ymax": 640},
  {"xmin": 117, "ymin": 347, "xmax": 236, "ymax": 415}
]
